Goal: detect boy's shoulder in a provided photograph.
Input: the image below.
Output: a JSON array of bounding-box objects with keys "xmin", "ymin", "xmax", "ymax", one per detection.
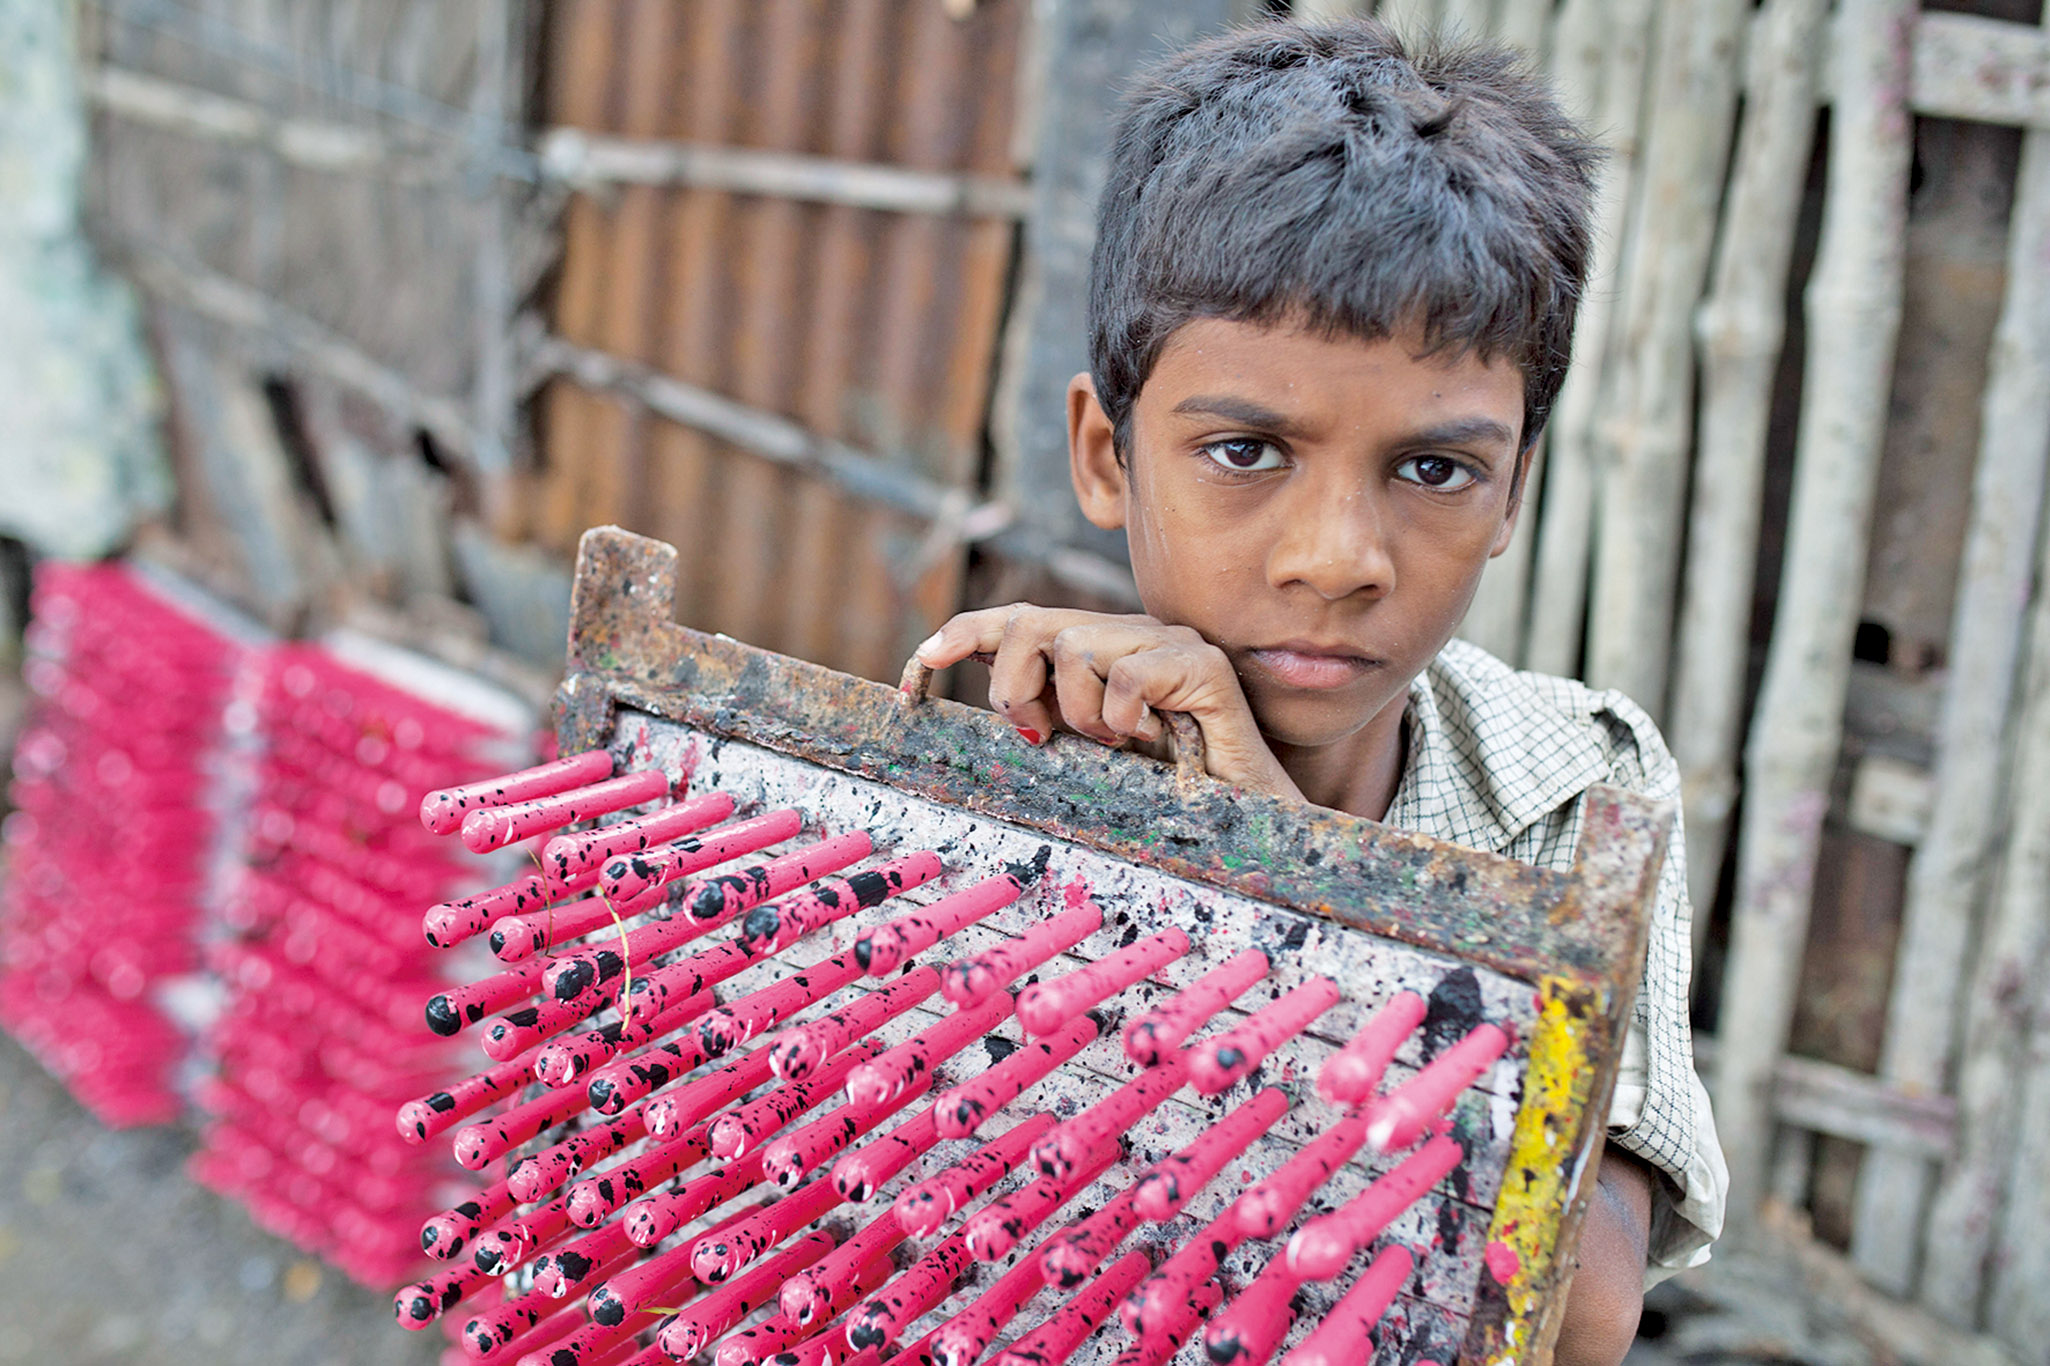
[{"xmin": 1394, "ymin": 637, "xmax": 1680, "ymax": 857}]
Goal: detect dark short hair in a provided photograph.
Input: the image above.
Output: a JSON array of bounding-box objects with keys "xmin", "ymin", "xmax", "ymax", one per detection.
[{"xmin": 1088, "ymin": 19, "xmax": 1602, "ymax": 459}]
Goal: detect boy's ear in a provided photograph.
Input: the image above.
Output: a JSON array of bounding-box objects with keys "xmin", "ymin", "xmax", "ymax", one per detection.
[
  {"xmin": 1489, "ymin": 438, "xmax": 1540, "ymax": 557},
  {"xmin": 1068, "ymin": 373, "xmax": 1128, "ymax": 532}
]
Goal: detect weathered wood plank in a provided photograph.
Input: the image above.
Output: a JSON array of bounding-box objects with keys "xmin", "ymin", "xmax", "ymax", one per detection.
[{"xmin": 1713, "ymin": 0, "xmax": 1917, "ymax": 1241}]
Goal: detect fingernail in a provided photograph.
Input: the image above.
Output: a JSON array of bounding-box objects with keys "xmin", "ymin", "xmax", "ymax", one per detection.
[
  {"xmin": 913, "ymin": 633, "xmax": 944, "ymax": 663},
  {"xmin": 1014, "ymin": 727, "xmax": 1043, "ymax": 746}
]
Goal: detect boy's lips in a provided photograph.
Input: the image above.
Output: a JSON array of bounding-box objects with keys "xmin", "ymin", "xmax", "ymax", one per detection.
[{"xmin": 1244, "ymin": 643, "xmax": 1379, "ymax": 690}]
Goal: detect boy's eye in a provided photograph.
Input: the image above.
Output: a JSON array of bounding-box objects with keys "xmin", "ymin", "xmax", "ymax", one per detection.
[
  {"xmin": 1200, "ymin": 438, "xmax": 1284, "ymax": 473},
  {"xmin": 1396, "ymin": 455, "xmax": 1476, "ymax": 490}
]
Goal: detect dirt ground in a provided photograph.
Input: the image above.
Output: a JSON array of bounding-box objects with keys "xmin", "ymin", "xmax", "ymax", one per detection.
[{"xmin": 0, "ymin": 1035, "xmax": 439, "ymax": 1366}]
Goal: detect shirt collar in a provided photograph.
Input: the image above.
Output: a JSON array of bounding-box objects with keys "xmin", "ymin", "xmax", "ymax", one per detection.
[{"xmin": 1383, "ymin": 644, "xmax": 1612, "ymax": 854}]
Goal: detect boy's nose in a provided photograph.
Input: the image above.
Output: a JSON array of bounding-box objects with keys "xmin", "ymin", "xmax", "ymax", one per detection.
[{"xmin": 1266, "ymin": 485, "xmax": 1396, "ymax": 602}]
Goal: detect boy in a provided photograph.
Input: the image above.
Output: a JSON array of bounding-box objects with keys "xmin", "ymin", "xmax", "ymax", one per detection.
[{"xmin": 912, "ymin": 19, "xmax": 1726, "ymax": 1365}]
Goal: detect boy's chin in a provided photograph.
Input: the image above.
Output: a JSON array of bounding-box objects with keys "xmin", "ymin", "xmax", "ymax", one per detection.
[{"xmin": 1248, "ymin": 701, "xmax": 1387, "ymax": 755}]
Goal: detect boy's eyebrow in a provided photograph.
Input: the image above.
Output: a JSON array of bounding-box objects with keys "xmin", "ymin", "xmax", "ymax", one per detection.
[
  {"xmin": 1170, "ymin": 398, "xmax": 1518, "ymax": 453},
  {"xmin": 1169, "ymin": 395, "xmax": 1301, "ymax": 432},
  {"xmin": 1395, "ymin": 416, "xmax": 1520, "ymax": 451}
]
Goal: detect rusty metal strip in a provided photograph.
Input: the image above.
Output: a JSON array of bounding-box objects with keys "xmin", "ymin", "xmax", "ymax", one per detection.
[{"xmin": 556, "ymin": 528, "xmax": 1666, "ymax": 990}]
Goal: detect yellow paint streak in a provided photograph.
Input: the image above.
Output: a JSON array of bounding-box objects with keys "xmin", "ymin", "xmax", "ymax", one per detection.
[{"xmin": 1479, "ymin": 977, "xmax": 1604, "ymax": 1364}]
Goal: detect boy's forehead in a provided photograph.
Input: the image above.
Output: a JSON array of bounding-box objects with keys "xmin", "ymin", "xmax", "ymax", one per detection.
[{"xmin": 1140, "ymin": 316, "xmax": 1524, "ymax": 434}]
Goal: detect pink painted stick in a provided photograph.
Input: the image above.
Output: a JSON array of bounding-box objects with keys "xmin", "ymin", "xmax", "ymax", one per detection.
[
  {"xmin": 1122, "ymin": 1204, "xmax": 1247, "ymax": 1341},
  {"xmin": 761, "ymin": 1074, "xmax": 931, "ymax": 1188},
  {"xmin": 1033, "ymin": 1053, "xmax": 1191, "ymax": 1180},
  {"xmin": 528, "ymin": 1220, "xmax": 636, "ymax": 1299},
  {"xmin": 394, "ymin": 1257, "xmax": 496, "ymax": 1328},
  {"xmin": 1201, "ymin": 1253, "xmax": 1301, "ymax": 1366},
  {"xmin": 853, "ymin": 869, "xmax": 1031, "ymax": 977},
  {"xmin": 845, "ymin": 992, "xmax": 1014, "ymax": 1109},
  {"xmin": 1285, "ymin": 1134, "xmax": 1463, "ymax": 1277},
  {"xmin": 715, "ymin": 1274, "xmax": 892, "ymax": 1366},
  {"xmin": 656, "ymin": 1230, "xmax": 838, "ymax": 1360},
  {"xmin": 1105, "ymin": 1282, "xmax": 1221, "ymax": 1366},
  {"xmin": 1275, "ymin": 1246, "xmax": 1413, "ymax": 1366},
  {"xmin": 893, "ymin": 1113, "xmax": 1056, "ymax": 1236},
  {"xmin": 1317, "ymin": 990, "xmax": 1428, "ymax": 1107},
  {"xmin": 397, "ymin": 1037, "xmax": 550, "ymax": 1143},
  {"xmin": 924, "ymin": 1249, "xmax": 1045, "ymax": 1366},
  {"xmin": 642, "ymin": 1043, "xmax": 777, "ymax": 1140},
  {"xmin": 1131, "ymin": 1086, "xmax": 1291, "ymax": 1221},
  {"xmin": 482, "ymin": 989, "xmax": 608, "ymax": 1062},
  {"xmin": 510, "ymin": 1309, "xmax": 660, "ymax": 1366},
  {"xmin": 678, "ymin": 831, "xmax": 877, "ymax": 924},
  {"xmin": 1122, "ymin": 949, "xmax": 1269, "ymax": 1066},
  {"xmin": 462, "ymin": 1297, "xmax": 585, "ymax": 1361},
  {"xmin": 464, "ymin": 1258, "xmax": 631, "ymax": 1359},
  {"xmin": 737, "ymin": 851, "xmax": 945, "ymax": 956},
  {"xmin": 1234, "ymin": 1111, "xmax": 1374, "ymax": 1239},
  {"xmin": 506, "ymin": 1105, "xmax": 648, "ymax": 1204},
  {"xmin": 963, "ymin": 1140, "xmax": 1119, "ymax": 1262},
  {"xmin": 1363, "ymin": 1022, "xmax": 1510, "ymax": 1153},
  {"xmin": 583, "ymin": 1001, "xmax": 723, "ymax": 1116},
  {"xmin": 845, "ymin": 1229, "xmax": 973, "ymax": 1352},
  {"xmin": 451, "ymin": 1080, "xmax": 592, "ymax": 1170},
  {"xmin": 460, "ymin": 768, "xmax": 672, "ymax": 853},
  {"xmin": 488, "ymin": 888, "xmax": 635, "ymax": 964},
  {"xmin": 991, "ymin": 1249, "xmax": 1151, "ymax": 1366},
  {"xmin": 537, "ymin": 988, "xmax": 715, "ymax": 1091},
  {"xmin": 622, "ymin": 1152, "xmax": 763, "ymax": 1248},
  {"xmin": 830, "ymin": 1106, "xmax": 940, "ymax": 1202},
  {"xmin": 1039, "ymin": 1182, "xmax": 1143, "ymax": 1288},
  {"xmin": 473, "ymin": 1195, "xmax": 573, "ymax": 1275},
  {"xmin": 685, "ymin": 1177, "xmax": 843, "ymax": 1283},
  {"xmin": 539, "ymin": 792, "xmax": 738, "ymax": 887},
  {"xmin": 423, "ymin": 871, "xmax": 549, "ymax": 949},
  {"xmin": 939, "ymin": 902, "xmax": 1102, "ymax": 1009},
  {"xmin": 565, "ymin": 1123, "xmax": 719, "ymax": 1227},
  {"xmin": 1188, "ymin": 979, "xmax": 1342, "ymax": 1095},
  {"xmin": 933, "ymin": 1012, "xmax": 1098, "ymax": 1139},
  {"xmin": 426, "ymin": 957, "xmax": 552, "ymax": 1036},
  {"xmin": 709, "ymin": 1037, "xmax": 888, "ymax": 1158},
  {"xmin": 779, "ymin": 1218, "xmax": 909, "ymax": 1325},
  {"xmin": 599, "ymin": 808, "xmax": 803, "ymax": 902},
  {"xmin": 697, "ymin": 950, "xmax": 864, "ymax": 1059},
  {"xmin": 420, "ymin": 749, "xmax": 613, "ymax": 835},
  {"xmin": 769, "ymin": 966, "xmax": 940, "ymax": 1081},
  {"xmin": 1016, "ymin": 928, "xmax": 1189, "ymax": 1034},
  {"xmin": 420, "ymin": 1182, "xmax": 518, "ymax": 1262}
]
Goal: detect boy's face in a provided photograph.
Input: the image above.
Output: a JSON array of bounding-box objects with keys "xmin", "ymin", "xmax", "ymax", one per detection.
[{"xmin": 1069, "ymin": 316, "xmax": 1528, "ymax": 754}]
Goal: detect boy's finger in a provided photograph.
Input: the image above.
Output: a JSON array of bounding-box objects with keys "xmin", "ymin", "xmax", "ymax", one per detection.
[
  {"xmin": 1047, "ymin": 627, "xmax": 1118, "ymax": 745},
  {"xmin": 912, "ymin": 606, "xmax": 1018, "ymax": 668},
  {"xmin": 986, "ymin": 609, "xmax": 1062, "ymax": 744},
  {"xmin": 1101, "ymin": 648, "xmax": 1292, "ymax": 795}
]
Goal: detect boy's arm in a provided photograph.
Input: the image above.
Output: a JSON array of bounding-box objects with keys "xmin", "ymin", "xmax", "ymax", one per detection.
[
  {"xmin": 913, "ymin": 605, "xmax": 1305, "ymax": 798},
  {"xmin": 1553, "ymin": 1143, "xmax": 1653, "ymax": 1366}
]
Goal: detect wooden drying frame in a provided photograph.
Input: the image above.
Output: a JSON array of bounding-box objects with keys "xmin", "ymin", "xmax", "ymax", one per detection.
[{"xmin": 552, "ymin": 527, "xmax": 1674, "ymax": 1364}]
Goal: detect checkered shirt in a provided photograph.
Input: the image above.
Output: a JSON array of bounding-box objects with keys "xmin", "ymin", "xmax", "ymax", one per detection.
[{"xmin": 1385, "ymin": 638, "xmax": 1728, "ymax": 1283}]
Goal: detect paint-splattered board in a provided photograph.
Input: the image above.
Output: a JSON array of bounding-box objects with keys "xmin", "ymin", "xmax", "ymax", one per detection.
[{"xmin": 550, "ymin": 527, "xmax": 1673, "ymax": 1366}]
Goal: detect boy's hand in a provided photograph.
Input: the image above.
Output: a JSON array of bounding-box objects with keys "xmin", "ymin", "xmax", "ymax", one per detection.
[{"xmin": 913, "ymin": 606, "xmax": 1305, "ymax": 802}]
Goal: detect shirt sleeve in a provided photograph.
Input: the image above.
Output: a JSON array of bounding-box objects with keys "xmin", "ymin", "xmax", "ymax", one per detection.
[{"xmin": 1592, "ymin": 697, "xmax": 1730, "ymax": 1286}]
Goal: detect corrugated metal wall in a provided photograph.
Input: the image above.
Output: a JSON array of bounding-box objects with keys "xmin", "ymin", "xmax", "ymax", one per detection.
[{"xmin": 530, "ymin": 0, "xmax": 1029, "ymax": 682}]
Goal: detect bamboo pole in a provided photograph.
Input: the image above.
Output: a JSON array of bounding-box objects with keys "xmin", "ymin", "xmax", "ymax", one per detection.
[
  {"xmin": 1493, "ymin": 0, "xmax": 1552, "ymax": 60},
  {"xmin": 1900, "ymin": 69, "xmax": 2050, "ymax": 1319},
  {"xmin": 1522, "ymin": 0, "xmax": 1655, "ymax": 679},
  {"xmin": 1582, "ymin": 0, "xmax": 1750, "ymax": 718},
  {"xmin": 1293, "ymin": 0, "xmax": 1373, "ymax": 19},
  {"xmin": 1372, "ymin": 0, "xmax": 1445, "ymax": 39},
  {"xmin": 1711, "ymin": 0, "xmax": 1917, "ymax": 1241},
  {"xmin": 1988, "ymin": 927, "xmax": 2050, "ymax": 1349},
  {"xmin": 1438, "ymin": 0, "xmax": 1496, "ymax": 40},
  {"xmin": 1668, "ymin": 0, "xmax": 1829, "ymax": 923}
]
